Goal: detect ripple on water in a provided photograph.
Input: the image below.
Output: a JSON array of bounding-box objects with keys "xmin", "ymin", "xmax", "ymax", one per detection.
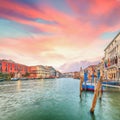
[{"xmin": 0, "ymin": 78, "xmax": 120, "ymax": 120}]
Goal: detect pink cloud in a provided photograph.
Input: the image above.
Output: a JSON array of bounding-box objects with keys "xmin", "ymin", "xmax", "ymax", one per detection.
[
  {"xmin": 66, "ymin": 0, "xmax": 120, "ymax": 29},
  {"xmin": 66, "ymin": 0, "xmax": 120, "ymax": 16},
  {"xmin": 0, "ymin": 0, "xmax": 120, "ymax": 39},
  {"xmin": 0, "ymin": 0, "xmax": 120, "ymax": 68},
  {"xmin": 89, "ymin": 0, "xmax": 117, "ymax": 15},
  {"xmin": 0, "ymin": 0, "xmax": 51, "ymax": 21},
  {"xmin": 0, "ymin": 13, "xmax": 60, "ymax": 33}
]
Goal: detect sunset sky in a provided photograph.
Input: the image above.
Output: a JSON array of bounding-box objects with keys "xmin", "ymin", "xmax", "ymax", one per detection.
[{"xmin": 0, "ymin": 0, "xmax": 120, "ymax": 71}]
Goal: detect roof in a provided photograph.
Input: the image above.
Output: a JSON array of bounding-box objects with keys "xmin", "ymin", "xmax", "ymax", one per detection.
[
  {"xmin": 0, "ymin": 59, "xmax": 15, "ymax": 63},
  {"xmin": 84, "ymin": 64, "xmax": 97, "ymax": 71},
  {"xmin": 104, "ymin": 32, "xmax": 120, "ymax": 51}
]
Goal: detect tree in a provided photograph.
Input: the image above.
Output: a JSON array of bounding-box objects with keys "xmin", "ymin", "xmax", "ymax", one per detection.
[
  {"xmin": 0, "ymin": 72, "xmax": 11, "ymax": 80},
  {"xmin": 23, "ymin": 72, "xmax": 30, "ymax": 77}
]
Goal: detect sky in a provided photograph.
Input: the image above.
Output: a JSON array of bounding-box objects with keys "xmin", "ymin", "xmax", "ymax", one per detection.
[{"xmin": 0, "ymin": 0, "xmax": 120, "ymax": 72}]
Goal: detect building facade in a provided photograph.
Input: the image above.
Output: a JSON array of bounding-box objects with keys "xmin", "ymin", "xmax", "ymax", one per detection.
[
  {"xmin": 45, "ymin": 66, "xmax": 56, "ymax": 78},
  {"xmin": 104, "ymin": 32, "xmax": 120, "ymax": 80},
  {"xmin": 84, "ymin": 65, "xmax": 97, "ymax": 80},
  {"xmin": 63, "ymin": 72, "xmax": 74, "ymax": 78},
  {"xmin": 0, "ymin": 59, "xmax": 61, "ymax": 79},
  {"xmin": 56, "ymin": 71, "xmax": 63, "ymax": 78},
  {"xmin": 95, "ymin": 58, "xmax": 104, "ymax": 80},
  {"xmin": 29, "ymin": 65, "xmax": 57, "ymax": 79},
  {"xmin": 74, "ymin": 71, "xmax": 80, "ymax": 79},
  {"xmin": 0, "ymin": 59, "xmax": 29, "ymax": 78},
  {"xmin": 29, "ymin": 66, "xmax": 37, "ymax": 78}
]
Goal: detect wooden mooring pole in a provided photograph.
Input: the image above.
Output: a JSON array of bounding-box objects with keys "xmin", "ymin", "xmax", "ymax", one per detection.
[
  {"xmin": 80, "ymin": 76, "xmax": 84, "ymax": 98},
  {"xmin": 79, "ymin": 67, "xmax": 84, "ymax": 98},
  {"xmin": 99, "ymin": 86, "xmax": 102, "ymax": 100},
  {"xmin": 90, "ymin": 76, "xmax": 103, "ymax": 113}
]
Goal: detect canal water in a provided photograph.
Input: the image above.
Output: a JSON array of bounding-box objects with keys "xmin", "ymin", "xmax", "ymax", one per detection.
[{"xmin": 0, "ymin": 78, "xmax": 120, "ymax": 120}]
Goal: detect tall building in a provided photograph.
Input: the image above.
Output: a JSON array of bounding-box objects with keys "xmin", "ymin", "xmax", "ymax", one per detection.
[{"xmin": 104, "ymin": 32, "xmax": 120, "ymax": 80}]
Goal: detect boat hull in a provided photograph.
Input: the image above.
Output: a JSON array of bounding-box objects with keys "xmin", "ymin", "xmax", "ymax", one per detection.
[
  {"xmin": 102, "ymin": 81, "xmax": 119, "ymax": 85},
  {"xmin": 0, "ymin": 78, "xmax": 5, "ymax": 82},
  {"xmin": 11, "ymin": 78, "xmax": 19, "ymax": 81},
  {"xmin": 82, "ymin": 83, "xmax": 104, "ymax": 91}
]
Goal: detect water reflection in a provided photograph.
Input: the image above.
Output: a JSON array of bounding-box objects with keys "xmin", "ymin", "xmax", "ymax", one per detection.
[
  {"xmin": 16, "ymin": 80, "xmax": 21, "ymax": 92},
  {"xmin": 90, "ymin": 112, "xmax": 96, "ymax": 120}
]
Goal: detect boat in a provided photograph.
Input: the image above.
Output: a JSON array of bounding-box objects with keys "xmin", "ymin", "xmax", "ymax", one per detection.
[
  {"xmin": 82, "ymin": 83, "xmax": 94, "ymax": 91},
  {"xmin": 0, "ymin": 78, "xmax": 5, "ymax": 82},
  {"xmin": 82, "ymin": 82, "xmax": 105, "ymax": 91},
  {"xmin": 20, "ymin": 77, "xmax": 28, "ymax": 80},
  {"xmin": 11, "ymin": 78, "xmax": 19, "ymax": 81},
  {"xmin": 102, "ymin": 81, "xmax": 120, "ymax": 85},
  {"xmin": 11, "ymin": 73, "xmax": 20, "ymax": 81}
]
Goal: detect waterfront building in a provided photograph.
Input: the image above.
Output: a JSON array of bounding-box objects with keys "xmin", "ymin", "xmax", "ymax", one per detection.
[
  {"xmin": 44, "ymin": 66, "xmax": 56, "ymax": 78},
  {"xmin": 29, "ymin": 65, "xmax": 47, "ymax": 79},
  {"xmin": 38, "ymin": 65, "xmax": 47, "ymax": 78},
  {"xmin": 84, "ymin": 65, "xmax": 97, "ymax": 80},
  {"xmin": 0, "ymin": 60, "xmax": 2, "ymax": 72},
  {"xmin": 36, "ymin": 65, "xmax": 46, "ymax": 78},
  {"xmin": 42, "ymin": 66, "xmax": 50, "ymax": 78},
  {"xmin": 29, "ymin": 65, "xmax": 58, "ymax": 79},
  {"xmin": 0, "ymin": 59, "xmax": 61, "ymax": 79},
  {"xmin": 56, "ymin": 71, "xmax": 63, "ymax": 78},
  {"xmin": 29, "ymin": 66, "xmax": 37, "ymax": 79},
  {"xmin": 0, "ymin": 59, "xmax": 29, "ymax": 78},
  {"xmin": 63, "ymin": 72, "xmax": 74, "ymax": 78},
  {"xmin": 96, "ymin": 58, "xmax": 104, "ymax": 79},
  {"xmin": 104, "ymin": 32, "xmax": 120, "ymax": 80},
  {"xmin": 73, "ymin": 71, "xmax": 80, "ymax": 79}
]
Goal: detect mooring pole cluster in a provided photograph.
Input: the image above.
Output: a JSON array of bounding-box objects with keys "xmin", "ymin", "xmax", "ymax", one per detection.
[{"xmin": 79, "ymin": 67, "xmax": 103, "ymax": 113}]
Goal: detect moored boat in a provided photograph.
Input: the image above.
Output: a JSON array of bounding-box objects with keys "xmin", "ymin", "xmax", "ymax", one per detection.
[
  {"xmin": 11, "ymin": 78, "xmax": 19, "ymax": 81},
  {"xmin": 20, "ymin": 77, "xmax": 28, "ymax": 80},
  {"xmin": 102, "ymin": 81, "xmax": 120, "ymax": 85},
  {"xmin": 82, "ymin": 82, "xmax": 105, "ymax": 91},
  {"xmin": 0, "ymin": 78, "xmax": 5, "ymax": 82},
  {"xmin": 11, "ymin": 73, "xmax": 20, "ymax": 81}
]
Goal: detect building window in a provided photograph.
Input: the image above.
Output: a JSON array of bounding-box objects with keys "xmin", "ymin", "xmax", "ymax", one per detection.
[
  {"xmin": 10, "ymin": 64, "xmax": 12, "ymax": 70},
  {"xmin": 5, "ymin": 67, "xmax": 8, "ymax": 72}
]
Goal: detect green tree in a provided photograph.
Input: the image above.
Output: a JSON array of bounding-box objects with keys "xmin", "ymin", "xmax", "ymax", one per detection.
[
  {"xmin": 23, "ymin": 72, "xmax": 30, "ymax": 77},
  {"xmin": 0, "ymin": 72, "xmax": 11, "ymax": 80}
]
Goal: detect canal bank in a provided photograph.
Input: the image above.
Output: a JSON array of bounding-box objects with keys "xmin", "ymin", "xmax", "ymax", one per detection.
[{"xmin": 0, "ymin": 78, "xmax": 120, "ymax": 120}]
